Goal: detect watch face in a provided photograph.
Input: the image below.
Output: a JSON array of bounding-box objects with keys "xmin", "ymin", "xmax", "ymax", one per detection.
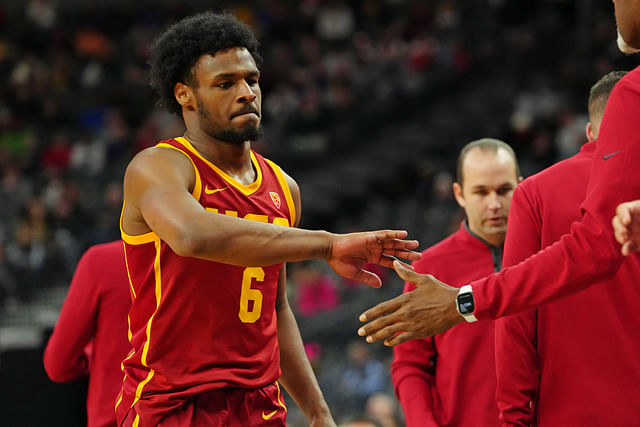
[{"xmin": 457, "ymin": 293, "xmax": 475, "ymax": 315}]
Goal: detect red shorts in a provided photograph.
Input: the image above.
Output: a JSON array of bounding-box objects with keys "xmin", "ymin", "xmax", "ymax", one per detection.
[{"xmin": 119, "ymin": 382, "xmax": 287, "ymax": 427}]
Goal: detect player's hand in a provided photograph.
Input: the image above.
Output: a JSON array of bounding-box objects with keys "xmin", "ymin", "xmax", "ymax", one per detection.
[
  {"xmin": 357, "ymin": 260, "xmax": 462, "ymax": 345},
  {"xmin": 613, "ymin": 200, "xmax": 640, "ymax": 256},
  {"xmin": 327, "ymin": 230, "xmax": 420, "ymax": 288}
]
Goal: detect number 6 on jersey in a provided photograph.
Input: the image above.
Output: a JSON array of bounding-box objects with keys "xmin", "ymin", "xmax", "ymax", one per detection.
[{"xmin": 239, "ymin": 267, "xmax": 264, "ymax": 323}]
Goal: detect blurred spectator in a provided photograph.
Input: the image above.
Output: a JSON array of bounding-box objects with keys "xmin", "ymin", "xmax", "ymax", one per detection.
[
  {"xmin": 290, "ymin": 261, "xmax": 340, "ymax": 317},
  {"xmin": 340, "ymin": 340, "xmax": 387, "ymax": 411},
  {"xmin": 364, "ymin": 392, "xmax": 402, "ymax": 427},
  {"xmin": 339, "ymin": 414, "xmax": 384, "ymax": 427},
  {"xmin": 5, "ymin": 220, "xmax": 46, "ymax": 301}
]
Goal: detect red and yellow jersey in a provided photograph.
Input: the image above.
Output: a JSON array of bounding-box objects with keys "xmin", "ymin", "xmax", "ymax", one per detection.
[{"xmin": 116, "ymin": 137, "xmax": 295, "ymax": 424}]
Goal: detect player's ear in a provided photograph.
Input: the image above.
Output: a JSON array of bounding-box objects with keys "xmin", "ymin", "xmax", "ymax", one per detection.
[
  {"xmin": 453, "ymin": 182, "xmax": 465, "ymax": 208},
  {"xmin": 175, "ymin": 82, "xmax": 195, "ymax": 109}
]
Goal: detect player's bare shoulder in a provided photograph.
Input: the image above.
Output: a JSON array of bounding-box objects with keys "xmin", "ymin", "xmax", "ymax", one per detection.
[
  {"xmin": 121, "ymin": 145, "xmax": 198, "ymax": 235},
  {"xmin": 124, "ymin": 145, "xmax": 196, "ymax": 196}
]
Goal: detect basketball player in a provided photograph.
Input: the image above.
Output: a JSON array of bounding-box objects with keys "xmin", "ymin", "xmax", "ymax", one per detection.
[
  {"xmin": 116, "ymin": 12, "xmax": 420, "ymax": 427},
  {"xmin": 357, "ymin": 0, "xmax": 640, "ymax": 345}
]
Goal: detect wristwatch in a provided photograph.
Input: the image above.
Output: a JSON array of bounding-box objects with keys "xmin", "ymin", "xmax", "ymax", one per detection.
[{"xmin": 456, "ymin": 284, "xmax": 477, "ymax": 322}]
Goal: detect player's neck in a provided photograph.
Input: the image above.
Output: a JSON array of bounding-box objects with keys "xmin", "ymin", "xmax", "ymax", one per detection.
[{"xmin": 183, "ymin": 131, "xmax": 255, "ymax": 183}]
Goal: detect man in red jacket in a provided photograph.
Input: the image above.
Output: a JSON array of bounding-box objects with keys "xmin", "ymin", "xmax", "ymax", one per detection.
[
  {"xmin": 44, "ymin": 241, "xmax": 131, "ymax": 427},
  {"xmin": 392, "ymin": 138, "xmax": 521, "ymax": 427},
  {"xmin": 495, "ymin": 71, "xmax": 640, "ymax": 426},
  {"xmin": 357, "ymin": 0, "xmax": 640, "ymax": 345}
]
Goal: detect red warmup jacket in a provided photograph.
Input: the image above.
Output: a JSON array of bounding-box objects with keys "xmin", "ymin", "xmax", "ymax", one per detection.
[
  {"xmin": 496, "ymin": 141, "xmax": 640, "ymax": 426},
  {"xmin": 470, "ymin": 66, "xmax": 640, "ymax": 319},
  {"xmin": 44, "ymin": 241, "xmax": 132, "ymax": 427},
  {"xmin": 392, "ymin": 223, "xmax": 500, "ymax": 427}
]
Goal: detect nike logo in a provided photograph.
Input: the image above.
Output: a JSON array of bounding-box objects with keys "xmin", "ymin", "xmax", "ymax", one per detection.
[
  {"xmin": 603, "ymin": 150, "xmax": 624, "ymax": 160},
  {"xmin": 261, "ymin": 409, "xmax": 279, "ymax": 420},
  {"xmin": 204, "ymin": 186, "xmax": 228, "ymax": 194}
]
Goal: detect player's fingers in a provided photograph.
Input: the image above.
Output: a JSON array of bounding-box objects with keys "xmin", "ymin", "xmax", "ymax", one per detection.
[
  {"xmin": 361, "ymin": 321, "xmax": 406, "ymax": 344},
  {"xmin": 616, "ymin": 203, "xmax": 633, "ymax": 226},
  {"xmin": 374, "ymin": 255, "xmax": 396, "ymax": 268},
  {"xmin": 612, "ymin": 215, "xmax": 629, "ymax": 243},
  {"xmin": 374, "ymin": 230, "xmax": 409, "ymax": 241},
  {"xmin": 392, "ymin": 259, "xmax": 428, "ymax": 286},
  {"xmin": 381, "ymin": 239, "xmax": 420, "ymax": 250},
  {"xmin": 393, "ymin": 260, "xmax": 414, "ymax": 270},
  {"xmin": 359, "ymin": 295, "xmax": 404, "ymax": 322},
  {"xmin": 387, "ymin": 249, "xmax": 421, "ymax": 261},
  {"xmin": 384, "ymin": 331, "xmax": 416, "ymax": 347},
  {"xmin": 622, "ymin": 240, "xmax": 638, "ymax": 256},
  {"xmin": 352, "ymin": 269, "xmax": 382, "ymax": 288}
]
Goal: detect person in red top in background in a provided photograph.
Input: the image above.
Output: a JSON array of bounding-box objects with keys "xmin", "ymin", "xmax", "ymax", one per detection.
[
  {"xmin": 43, "ymin": 240, "xmax": 131, "ymax": 427},
  {"xmin": 392, "ymin": 138, "xmax": 521, "ymax": 427},
  {"xmin": 116, "ymin": 12, "xmax": 420, "ymax": 427},
  {"xmin": 495, "ymin": 70, "xmax": 640, "ymax": 426},
  {"xmin": 357, "ymin": 0, "xmax": 640, "ymax": 346}
]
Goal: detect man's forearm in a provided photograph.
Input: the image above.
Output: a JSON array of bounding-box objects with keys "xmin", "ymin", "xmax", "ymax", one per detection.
[{"xmin": 166, "ymin": 213, "xmax": 332, "ymax": 266}]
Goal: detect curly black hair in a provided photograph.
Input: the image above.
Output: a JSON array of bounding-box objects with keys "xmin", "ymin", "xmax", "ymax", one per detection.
[{"xmin": 149, "ymin": 12, "xmax": 262, "ymax": 115}]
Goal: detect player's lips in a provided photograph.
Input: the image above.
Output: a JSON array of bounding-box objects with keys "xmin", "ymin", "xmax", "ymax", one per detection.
[{"xmin": 231, "ymin": 107, "xmax": 260, "ymax": 119}]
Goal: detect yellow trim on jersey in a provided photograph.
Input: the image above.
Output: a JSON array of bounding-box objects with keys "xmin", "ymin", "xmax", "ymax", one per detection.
[
  {"xmin": 264, "ymin": 158, "xmax": 296, "ymax": 226},
  {"xmin": 120, "ymin": 201, "xmax": 159, "ymax": 245},
  {"xmin": 122, "ymin": 240, "xmax": 137, "ymax": 300},
  {"xmin": 115, "ymin": 348, "xmax": 136, "ymax": 412},
  {"xmin": 114, "ymin": 386, "xmax": 124, "ymax": 411},
  {"xmin": 130, "ymin": 239, "xmax": 163, "ymax": 412},
  {"xmin": 175, "ymin": 136, "xmax": 263, "ymax": 196},
  {"xmin": 275, "ymin": 381, "xmax": 288, "ymax": 412},
  {"xmin": 119, "ymin": 141, "xmax": 203, "ymax": 246},
  {"xmin": 156, "ymin": 142, "xmax": 203, "ymax": 202}
]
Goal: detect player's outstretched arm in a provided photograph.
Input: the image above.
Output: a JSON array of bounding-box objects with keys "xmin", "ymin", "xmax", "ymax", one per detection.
[
  {"xmin": 122, "ymin": 148, "xmax": 420, "ymax": 285},
  {"xmin": 358, "ymin": 261, "xmax": 461, "ymax": 345},
  {"xmin": 613, "ymin": 200, "xmax": 640, "ymax": 255}
]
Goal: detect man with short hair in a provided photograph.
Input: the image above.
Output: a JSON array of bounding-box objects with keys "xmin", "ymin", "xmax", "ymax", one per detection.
[
  {"xmin": 392, "ymin": 139, "xmax": 521, "ymax": 427},
  {"xmin": 116, "ymin": 12, "xmax": 419, "ymax": 427},
  {"xmin": 495, "ymin": 70, "xmax": 640, "ymax": 426}
]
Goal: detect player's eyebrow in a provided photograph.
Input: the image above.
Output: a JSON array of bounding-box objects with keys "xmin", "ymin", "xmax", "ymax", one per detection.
[{"xmin": 213, "ymin": 71, "xmax": 260, "ymax": 79}]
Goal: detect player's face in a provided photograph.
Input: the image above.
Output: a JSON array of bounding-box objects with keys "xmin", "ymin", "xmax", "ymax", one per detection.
[
  {"xmin": 614, "ymin": 0, "xmax": 640, "ymax": 53},
  {"xmin": 454, "ymin": 148, "xmax": 519, "ymax": 246},
  {"xmin": 191, "ymin": 48, "xmax": 262, "ymax": 143}
]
